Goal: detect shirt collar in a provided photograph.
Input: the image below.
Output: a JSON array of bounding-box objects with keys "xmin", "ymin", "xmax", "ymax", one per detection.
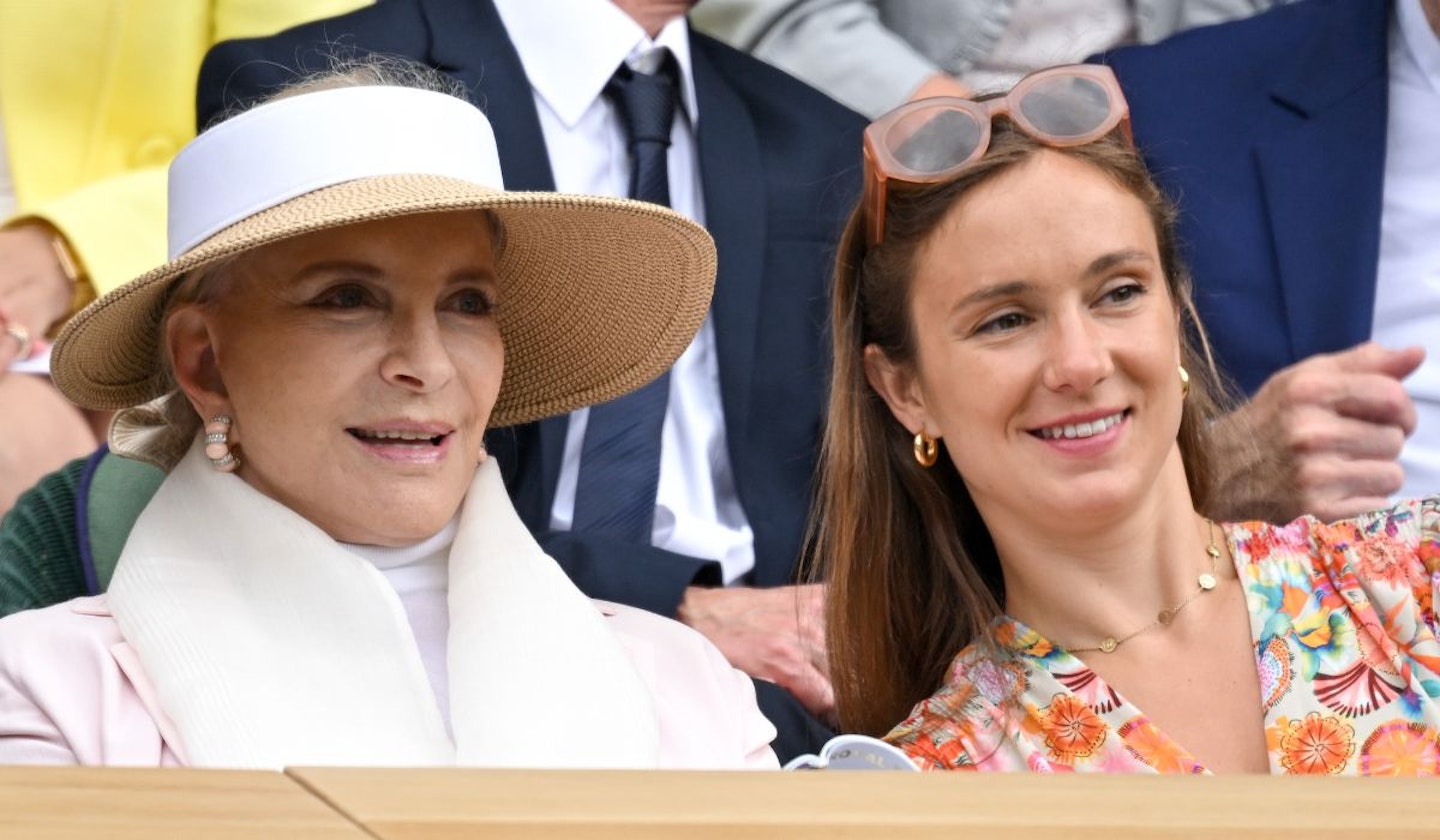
[
  {"xmin": 492, "ymin": 0, "xmax": 699, "ymax": 130},
  {"xmin": 1397, "ymin": 0, "xmax": 1440, "ymax": 95}
]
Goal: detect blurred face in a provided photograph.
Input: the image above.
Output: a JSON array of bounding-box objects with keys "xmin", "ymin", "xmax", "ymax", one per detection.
[
  {"xmin": 610, "ymin": 0, "xmax": 698, "ymax": 35},
  {"xmin": 867, "ymin": 151, "xmax": 1184, "ymax": 526},
  {"xmin": 193, "ymin": 212, "xmax": 503, "ymax": 545}
]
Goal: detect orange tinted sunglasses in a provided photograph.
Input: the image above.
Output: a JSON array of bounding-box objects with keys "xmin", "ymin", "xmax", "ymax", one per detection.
[{"xmin": 862, "ymin": 64, "xmax": 1133, "ymax": 246}]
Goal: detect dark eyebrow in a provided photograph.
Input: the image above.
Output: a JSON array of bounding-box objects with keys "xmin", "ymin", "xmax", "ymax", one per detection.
[
  {"xmin": 1085, "ymin": 249, "xmax": 1154, "ymax": 278},
  {"xmin": 290, "ymin": 262, "xmax": 498, "ymax": 285},
  {"xmin": 952, "ymin": 280, "xmax": 1032, "ymax": 313},
  {"xmin": 290, "ymin": 260, "xmax": 384, "ymax": 283},
  {"xmin": 947, "ymin": 250, "xmax": 1155, "ymax": 316},
  {"xmin": 448, "ymin": 268, "xmax": 500, "ymax": 287}
]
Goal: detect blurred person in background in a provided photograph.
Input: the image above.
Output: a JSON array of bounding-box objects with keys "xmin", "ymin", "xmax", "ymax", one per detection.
[
  {"xmin": 0, "ymin": 0, "xmax": 368, "ymax": 513},
  {"xmin": 692, "ymin": 0, "xmax": 1289, "ymax": 119},
  {"xmin": 1099, "ymin": 0, "xmax": 1438, "ymax": 521}
]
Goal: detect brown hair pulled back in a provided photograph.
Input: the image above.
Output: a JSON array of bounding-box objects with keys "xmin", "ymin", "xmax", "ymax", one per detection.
[{"xmin": 811, "ymin": 122, "xmax": 1232, "ymax": 736}]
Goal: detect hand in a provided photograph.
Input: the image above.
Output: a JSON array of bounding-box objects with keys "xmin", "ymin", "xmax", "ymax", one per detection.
[
  {"xmin": 678, "ymin": 583, "xmax": 833, "ymax": 721},
  {"xmin": 908, "ymin": 73, "xmax": 971, "ymax": 103},
  {"xmin": 0, "ymin": 224, "xmax": 73, "ymax": 372},
  {"xmin": 1204, "ymin": 341, "xmax": 1424, "ymax": 523}
]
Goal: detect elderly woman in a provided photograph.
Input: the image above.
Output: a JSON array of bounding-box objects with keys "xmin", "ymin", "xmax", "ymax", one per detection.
[
  {"xmin": 0, "ymin": 67, "xmax": 776, "ymax": 769},
  {"xmin": 816, "ymin": 64, "xmax": 1440, "ymax": 774}
]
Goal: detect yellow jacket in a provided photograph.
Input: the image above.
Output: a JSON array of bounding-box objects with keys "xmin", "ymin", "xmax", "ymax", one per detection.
[{"xmin": 0, "ymin": 0, "xmax": 370, "ymax": 296}]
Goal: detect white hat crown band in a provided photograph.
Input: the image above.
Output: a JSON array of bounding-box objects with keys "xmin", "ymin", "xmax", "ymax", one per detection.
[{"xmin": 167, "ymin": 86, "xmax": 505, "ymax": 258}]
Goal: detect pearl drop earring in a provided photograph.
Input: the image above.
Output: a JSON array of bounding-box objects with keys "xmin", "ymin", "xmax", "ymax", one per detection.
[{"xmin": 204, "ymin": 415, "xmax": 240, "ymax": 472}]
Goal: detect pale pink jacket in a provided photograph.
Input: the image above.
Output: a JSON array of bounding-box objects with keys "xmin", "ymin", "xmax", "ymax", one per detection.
[{"xmin": 0, "ymin": 595, "xmax": 777, "ymax": 769}]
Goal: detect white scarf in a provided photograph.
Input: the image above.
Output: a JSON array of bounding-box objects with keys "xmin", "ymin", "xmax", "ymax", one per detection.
[{"xmin": 108, "ymin": 439, "xmax": 660, "ymax": 769}]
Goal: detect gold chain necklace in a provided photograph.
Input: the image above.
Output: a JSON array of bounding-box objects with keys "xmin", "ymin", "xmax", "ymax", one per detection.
[{"xmin": 1067, "ymin": 520, "xmax": 1222, "ymax": 654}]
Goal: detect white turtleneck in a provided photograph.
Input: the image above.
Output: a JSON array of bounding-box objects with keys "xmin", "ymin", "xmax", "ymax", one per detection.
[{"xmin": 342, "ymin": 519, "xmax": 457, "ymax": 731}]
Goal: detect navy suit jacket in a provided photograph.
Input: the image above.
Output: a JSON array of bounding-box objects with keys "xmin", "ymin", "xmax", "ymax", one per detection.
[
  {"xmin": 1098, "ymin": 0, "xmax": 1389, "ymax": 395},
  {"xmin": 197, "ymin": 0, "xmax": 863, "ymax": 760}
]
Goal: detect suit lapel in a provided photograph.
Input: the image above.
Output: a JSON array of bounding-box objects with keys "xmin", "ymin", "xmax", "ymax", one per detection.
[
  {"xmin": 692, "ymin": 37, "xmax": 766, "ymax": 448},
  {"xmin": 1254, "ymin": 0, "xmax": 1390, "ymax": 360},
  {"xmin": 421, "ymin": 0, "xmax": 556, "ymax": 192}
]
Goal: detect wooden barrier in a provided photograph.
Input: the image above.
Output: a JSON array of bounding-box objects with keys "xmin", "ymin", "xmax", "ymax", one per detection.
[
  {"xmin": 0, "ymin": 767, "xmax": 366, "ymax": 839},
  {"xmin": 5, "ymin": 767, "xmax": 1438, "ymax": 839},
  {"xmin": 288, "ymin": 768, "xmax": 1440, "ymax": 840}
]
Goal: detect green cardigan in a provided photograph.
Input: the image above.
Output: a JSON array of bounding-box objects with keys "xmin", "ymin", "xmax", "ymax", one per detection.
[{"xmin": 0, "ymin": 448, "xmax": 164, "ymax": 616}]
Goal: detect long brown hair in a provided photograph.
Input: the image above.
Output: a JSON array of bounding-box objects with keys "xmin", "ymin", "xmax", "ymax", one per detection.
[{"xmin": 811, "ymin": 123, "xmax": 1232, "ymax": 736}]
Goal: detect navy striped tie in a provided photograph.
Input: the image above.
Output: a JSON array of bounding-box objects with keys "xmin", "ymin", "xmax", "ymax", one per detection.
[{"xmin": 571, "ymin": 51, "xmax": 680, "ymax": 542}]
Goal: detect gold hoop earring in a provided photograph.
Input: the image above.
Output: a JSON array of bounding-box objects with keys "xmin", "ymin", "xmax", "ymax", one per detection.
[
  {"xmin": 913, "ymin": 431, "xmax": 938, "ymax": 468},
  {"xmin": 1178, "ymin": 365, "xmax": 1190, "ymax": 398}
]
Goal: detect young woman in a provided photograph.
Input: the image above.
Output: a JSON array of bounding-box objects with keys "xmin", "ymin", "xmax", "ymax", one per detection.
[{"xmin": 816, "ymin": 64, "xmax": 1440, "ymax": 774}]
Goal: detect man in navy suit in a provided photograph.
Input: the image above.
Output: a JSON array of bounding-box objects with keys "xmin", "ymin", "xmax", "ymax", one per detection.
[
  {"xmin": 197, "ymin": 0, "xmax": 864, "ymax": 760},
  {"xmin": 1099, "ymin": 0, "xmax": 1437, "ymax": 522}
]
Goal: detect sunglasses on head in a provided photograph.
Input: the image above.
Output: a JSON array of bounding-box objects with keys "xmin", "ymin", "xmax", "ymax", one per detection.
[{"xmin": 862, "ymin": 64, "xmax": 1133, "ymax": 246}]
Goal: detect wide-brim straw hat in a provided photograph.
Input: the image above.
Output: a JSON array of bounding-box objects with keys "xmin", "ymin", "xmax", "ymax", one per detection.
[{"xmin": 51, "ymin": 86, "xmax": 715, "ymax": 428}]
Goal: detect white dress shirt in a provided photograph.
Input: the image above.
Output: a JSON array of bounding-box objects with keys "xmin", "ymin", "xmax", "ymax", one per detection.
[
  {"xmin": 1373, "ymin": 0, "xmax": 1440, "ymax": 499},
  {"xmin": 493, "ymin": 0, "xmax": 756, "ymax": 583}
]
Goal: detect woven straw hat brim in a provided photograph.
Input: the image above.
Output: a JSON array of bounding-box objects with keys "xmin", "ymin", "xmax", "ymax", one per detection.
[{"xmin": 50, "ymin": 175, "xmax": 716, "ymax": 428}]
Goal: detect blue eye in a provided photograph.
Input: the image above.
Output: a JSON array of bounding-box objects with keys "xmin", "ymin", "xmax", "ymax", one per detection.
[
  {"xmin": 976, "ymin": 312, "xmax": 1030, "ymax": 335},
  {"xmin": 451, "ymin": 289, "xmax": 495, "ymax": 317},
  {"xmin": 317, "ymin": 284, "xmax": 371, "ymax": 309},
  {"xmin": 1101, "ymin": 282, "xmax": 1145, "ymax": 305}
]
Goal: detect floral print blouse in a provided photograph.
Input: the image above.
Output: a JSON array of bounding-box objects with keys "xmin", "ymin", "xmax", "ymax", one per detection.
[{"xmin": 886, "ymin": 497, "xmax": 1440, "ymax": 774}]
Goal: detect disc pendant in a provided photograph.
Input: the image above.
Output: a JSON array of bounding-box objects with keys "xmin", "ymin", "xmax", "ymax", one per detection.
[{"xmin": 1198, "ymin": 573, "xmax": 1217, "ymax": 591}]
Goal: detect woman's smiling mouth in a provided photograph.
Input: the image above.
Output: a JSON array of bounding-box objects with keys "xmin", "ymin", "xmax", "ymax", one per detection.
[
  {"xmin": 346, "ymin": 424, "xmax": 456, "ymax": 462},
  {"xmin": 1030, "ymin": 409, "xmax": 1129, "ymax": 441},
  {"xmin": 347, "ymin": 428, "xmax": 448, "ymax": 445}
]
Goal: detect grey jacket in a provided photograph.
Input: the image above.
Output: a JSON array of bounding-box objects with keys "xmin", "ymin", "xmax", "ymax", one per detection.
[{"xmin": 694, "ymin": 0, "xmax": 1289, "ymax": 117}]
